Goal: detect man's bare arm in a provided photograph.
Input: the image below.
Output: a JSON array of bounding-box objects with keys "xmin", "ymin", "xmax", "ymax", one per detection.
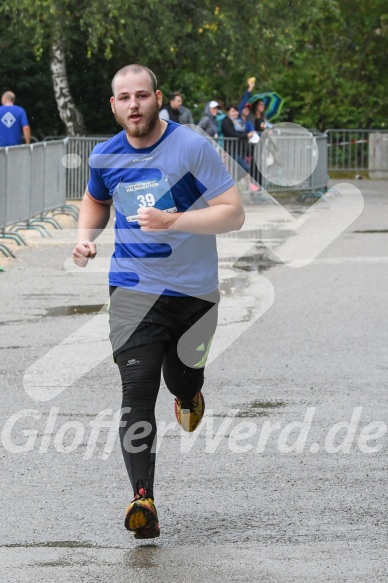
[
  {"xmin": 22, "ymin": 125, "xmax": 31, "ymax": 145},
  {"xmin": 72, "ymin": 189, "xmax": 112, "ymax": 267},
  {"xmin": 137, "ymin": 185, "xmax": 245, "ymax": 234}
]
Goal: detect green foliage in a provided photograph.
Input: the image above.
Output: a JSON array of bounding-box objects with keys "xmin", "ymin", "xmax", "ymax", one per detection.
[
  {"xmin": 0, "ymin": 18, "xmax": 62, "ymax": 139},
  {"xmin": 1, "ymin": 0, "xmax": 387, "ymax": 135}
]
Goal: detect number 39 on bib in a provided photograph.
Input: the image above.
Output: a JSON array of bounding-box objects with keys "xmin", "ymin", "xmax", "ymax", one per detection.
[{"xmin": 114, "ymin": 176, "xmax": 177, "ymax": 223}]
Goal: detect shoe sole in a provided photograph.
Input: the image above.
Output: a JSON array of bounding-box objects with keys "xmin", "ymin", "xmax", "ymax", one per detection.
[
  {"xmin": 124, "ymin": 502, "xmax": 158, "ymax": 533},
  {"xmin": 133, "ymin": 526, "xmax": 160, "ymax": 540}
]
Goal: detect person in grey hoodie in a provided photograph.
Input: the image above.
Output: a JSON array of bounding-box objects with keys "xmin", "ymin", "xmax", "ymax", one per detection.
[{"xmin": 197, "ymin": 100, "xmax": 220, "ymax": 137}]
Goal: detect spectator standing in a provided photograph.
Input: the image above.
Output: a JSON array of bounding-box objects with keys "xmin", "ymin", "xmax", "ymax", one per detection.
[
  {"xmin": 221, "ymin": 104, "xmax": 253, "ymax": 176},
  {"xmin": 238, "ymin": 76, "xmax": 256, "ymax": 132},
  {"xmin": 239, "ymin": 77, "xmax": 270, "ymax": 135},
  {"xmin": 238, "ymin": 77, "xmax": 271, "ymax": 195},
  {"xmin": 221, "ymin": 105, "xmax": 261, "ymax": 199},
  {"xmin": 247, "ymin": 97, "xmax": 269, "ymax": 190},
  {"xmin": 251, "ymin": 98, "xmax": 268, "ymax": 134},
  {"xmin": 0, "ymin": 91, "xmax": 30, "ymax": 147},
  {"xmin": 197, "ymin": 100, "xmax": 220, "ymax": 137},
  {"xmin": 159, "ymin": 92, "xmax": 193, "ymax": 125},
  {"xmin": 239, "ymin": 102, "xmax": 254, "ymax": 132}
]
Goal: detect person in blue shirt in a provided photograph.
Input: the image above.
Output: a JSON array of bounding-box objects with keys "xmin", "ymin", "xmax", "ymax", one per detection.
[
  {"xmin": 72, "ymin": 64, "xmax": 244, "ymax": 540},
  {"xmin": 0, "ymin": 91, "xmax": 30, "ymax": 147},
  {"xmin": 239, "ymin": 101, "xmax": 255, "ymax": 133}
]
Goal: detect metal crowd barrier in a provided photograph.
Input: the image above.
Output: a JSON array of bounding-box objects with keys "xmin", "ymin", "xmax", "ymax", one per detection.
[
  {"xmin": 259, "ymin": 129, "xmax": 327, "ymax": 195},
  {"xmin": 0, "ymin": 140, "xmax": 77, "ymax": 257},
  {"xmin": 217, "ymin": 129, "xmax": 327, "ymax": 197},
  {"xmin": 65, "ymin": 137, "xmax": 113, "ymax": 199},
  {"xmin": 64, "ymin": 131, "xmax": 328, "ymax": 200},
  {"xmin": 326, "ymin": 129, "xmax": 388, "ymax": 177}
]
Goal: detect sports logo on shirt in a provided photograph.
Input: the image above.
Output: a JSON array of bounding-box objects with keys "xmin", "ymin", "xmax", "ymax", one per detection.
[{"xmin": 1, "ymin": 112, "xmax": 16, "ymax": 128}]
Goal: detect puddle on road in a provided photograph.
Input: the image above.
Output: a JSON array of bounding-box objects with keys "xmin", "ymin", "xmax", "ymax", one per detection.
[
  {"xmin": 45, "ymin": 304, "xmax": 106, "ymax": 317},
  {"xmin": 221, "ymin": 230, "xmax": 294, "ymax": 274},
  {"xmin": 20, "ymin": 294, "xmax": 72, "ymax": 298},
  {"xmin": 225, "ymin": 241, "xmax": 282, "ymax": 273},
  {"xmin": 0, "ymin": 345, "xmax": 24, "ymax": 349},
  {"xmin": 2, "ymin": 541, "xmax": 97, "ymax": 548},
  {"xmin": 219, "ymin": 276, "xmax": 250, "ymax": 296},
  {"xmin": 233, "ymin": 250, "xmax": 281, "ymax": 273},
  {"xmin": 353, "ymin": 230, "xmax": 388, "ymax": 234},
  {"xmin": 235, "ymin": 400, "xmax": 286, "ymax": 418},
  {"xmin": 250, "ymin": 400, "xmax": 286, "ymax": 409},
  {"xmin": 124, "ymin": 545, "xmax": 159, "ymax": 569},
  {"xmin": 213, "ymin": 400, "xmax": 286, "ymax": 418},
  {"xmin": 36, "ymin": 560, "xmax": 74, "ymax": 568}
]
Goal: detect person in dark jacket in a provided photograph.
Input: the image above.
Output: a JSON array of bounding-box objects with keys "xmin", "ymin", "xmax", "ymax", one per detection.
[
  {"xmin": 251, "ymin": 98, "xmax": 268, "ymax": 134},
  {"xmin": 159, "ymin": 92, "xmax": 193, "ymax": 125},
  {"xmin": 221, "ymin": 105, "xmax": 254, "ymax": 174}
]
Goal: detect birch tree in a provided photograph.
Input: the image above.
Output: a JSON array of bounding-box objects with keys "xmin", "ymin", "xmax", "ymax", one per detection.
[{"xmin": 1, "ymin": 0, "xmax": 86, "ymax": 135}]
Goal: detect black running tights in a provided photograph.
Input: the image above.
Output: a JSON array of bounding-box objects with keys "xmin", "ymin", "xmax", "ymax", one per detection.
[{"xmin": 116, "ymin": 341, "xmax": 205, "ymax": 500}]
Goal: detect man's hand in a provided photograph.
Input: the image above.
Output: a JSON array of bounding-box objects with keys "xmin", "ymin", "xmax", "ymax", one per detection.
[
  {"xmin": 137, "ymin": 207, "xmax": 176, "ymax": 231},
  {"xmin": 72, "ymin": 241, "xmax": 97, "ymax": 267}
]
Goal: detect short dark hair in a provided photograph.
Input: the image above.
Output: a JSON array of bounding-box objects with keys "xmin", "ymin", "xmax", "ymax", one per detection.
[
  {"xmin": 226, "ymin": 104, "xmax": 238, "ymax": 112},
  {"xmin": 111, "ymin": 64, "xmax": 158, "ymax": 94},
  {"xmin": 169, "ymin": 92, "xmax": 183, "ymax": 103}
]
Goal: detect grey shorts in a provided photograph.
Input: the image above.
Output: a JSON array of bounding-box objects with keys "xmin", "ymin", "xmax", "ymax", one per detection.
[{"xmin": 108, "ymin": 286, "xmax": 220, "ymax": 363}]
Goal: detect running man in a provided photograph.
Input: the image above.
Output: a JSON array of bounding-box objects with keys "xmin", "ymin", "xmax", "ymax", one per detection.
[{"xmin": 72, "ymin": 64, "xmax": 244, "ymax": 539}]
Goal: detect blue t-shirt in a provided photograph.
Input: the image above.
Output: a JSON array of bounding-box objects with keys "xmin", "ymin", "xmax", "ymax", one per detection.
[
  {"xmin": 88, "ymin": 121, "xmax": 234, "ymax": 296},
  {"xmin": 0, "ymin": 105, "xmax": 29, "ymax": 147},
  {"xmin": 244, "ymin": 118, "xmax": 255, "ymax": 132}
]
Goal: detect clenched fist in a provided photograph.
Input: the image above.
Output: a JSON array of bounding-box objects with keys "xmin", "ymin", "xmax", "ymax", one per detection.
[
  {"xmin": 72, "ymin": 241, "xmax": 97, "ymax": 267},
  {"xmin": 137, "ymin": 207, "xmax": 176, "ymax": 231}
]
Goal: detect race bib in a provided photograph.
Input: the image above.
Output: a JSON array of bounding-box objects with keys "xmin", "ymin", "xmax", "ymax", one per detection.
[{"xmin": 115, "ymin": 176, "xmax": 177, "ymax": 223}]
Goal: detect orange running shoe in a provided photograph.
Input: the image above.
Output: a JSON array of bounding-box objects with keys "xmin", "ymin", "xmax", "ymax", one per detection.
[
  {"xmin": 174, "ymin": 391, "xmax": 205, "ymax": 432},
  {"xmin": 124, "ymin": 488, "xmax": 160, "ymax": 539}
]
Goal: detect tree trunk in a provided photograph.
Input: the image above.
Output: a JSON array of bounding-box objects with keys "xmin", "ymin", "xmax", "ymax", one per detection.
[{"xmin": 50, "ymin": 38, "xmax": 86, "ymax": 136}]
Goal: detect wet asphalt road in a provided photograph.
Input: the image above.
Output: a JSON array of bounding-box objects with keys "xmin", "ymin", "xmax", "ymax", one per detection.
[{"xmin": 0, "ymin": 180, "xmax": 387, "ymax": 582}]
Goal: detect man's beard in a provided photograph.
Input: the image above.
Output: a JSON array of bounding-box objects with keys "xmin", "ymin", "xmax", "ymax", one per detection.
[{"xmin": 114, "ymin": 102, "xmax": 160, "ymax": 138}]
